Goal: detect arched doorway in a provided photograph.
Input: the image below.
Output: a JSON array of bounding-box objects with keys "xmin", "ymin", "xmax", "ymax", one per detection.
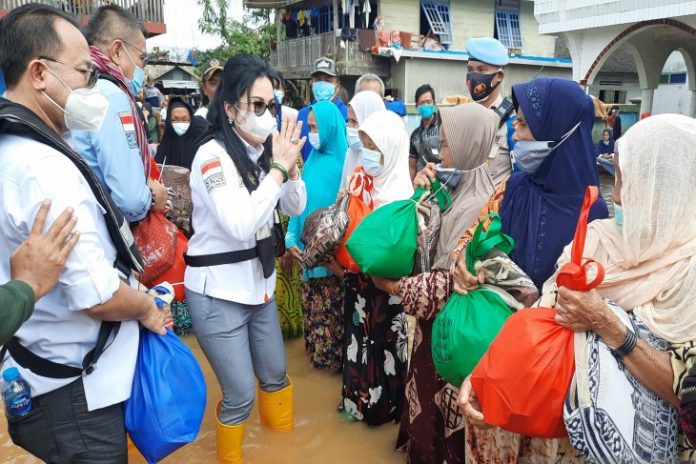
[{"xmin": 576, "ymin": 19, "xmax": 696, "ymax": 116}]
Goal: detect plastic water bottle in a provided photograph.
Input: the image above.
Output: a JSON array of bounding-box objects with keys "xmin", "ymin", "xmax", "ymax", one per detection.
[{"xmin": 2, "ymin": 367, "xmax": 32, "ymax": 419}]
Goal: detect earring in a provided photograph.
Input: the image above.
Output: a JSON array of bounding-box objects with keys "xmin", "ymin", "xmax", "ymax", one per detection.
[{"xmin": 227, "ymin": 114, "xmax": 234, "ymax": 126}]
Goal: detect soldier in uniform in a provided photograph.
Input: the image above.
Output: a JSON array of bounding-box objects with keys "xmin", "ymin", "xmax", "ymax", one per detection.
[{"xmin": 465, "ymin": 37, "xmax": 517, "ymax": 187}]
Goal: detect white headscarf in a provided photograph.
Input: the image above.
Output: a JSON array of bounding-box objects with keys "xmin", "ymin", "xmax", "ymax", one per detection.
[
  {"xmin": 556, "ymin": 114, "xmax": 696, "ymax": 343},
  {"xmin": 341, "ymin": 91, "xmax": 386, "ymax": 189},
  {"xmin": 358, "ymin": 110, "xmax": 414, "ymax": 208}
]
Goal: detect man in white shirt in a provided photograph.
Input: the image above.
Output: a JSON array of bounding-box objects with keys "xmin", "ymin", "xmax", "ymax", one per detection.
[{"xmin": 0, "ymin": 5, "xmax": 164, "ymax": 462}]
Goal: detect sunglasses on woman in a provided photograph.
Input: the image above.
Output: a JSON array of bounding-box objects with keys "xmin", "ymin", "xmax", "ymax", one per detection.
[{"xmin": 238, "ymin": 99, "xmax": 280, "ymax": 117}]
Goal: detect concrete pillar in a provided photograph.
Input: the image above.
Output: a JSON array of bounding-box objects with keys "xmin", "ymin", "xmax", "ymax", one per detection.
[
  {"xmin": 640, "ymin": 88, "xmax": 655, "ymax": 115},
  {"xmin": 690, "ymin": 90, "xmax": 696, "ymax": 118}
]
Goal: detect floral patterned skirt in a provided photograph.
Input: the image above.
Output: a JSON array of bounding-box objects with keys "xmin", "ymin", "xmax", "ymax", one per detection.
[
  {"xmin": 339, "ymin": 273, "xmax": 408, "ymax": 427},
  {"xmin": 300, "ymin": 275, "xmax": 345, "ymax": 370},
  {"xmin": 465, "ymin": 423, "xmax": 585, "ymax": 464},
  {"xmin": 396, "ymin": 319, "xmax": 465, "ymax": 463}
]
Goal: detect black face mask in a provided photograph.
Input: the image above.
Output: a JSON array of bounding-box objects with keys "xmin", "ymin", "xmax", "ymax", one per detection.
[{"xmin": 466, "ymin": 71, "xmax": 501, "ymax": 102}]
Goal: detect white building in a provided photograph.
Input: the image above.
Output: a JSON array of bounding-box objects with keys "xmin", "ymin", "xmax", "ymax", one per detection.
[
  {"xmin": 251, "ymin": 0, "xmax": 572, "ymax": 107},
  {"xmin": 533, "ymin": 0, "xmax": 696, "ymax": 116}
]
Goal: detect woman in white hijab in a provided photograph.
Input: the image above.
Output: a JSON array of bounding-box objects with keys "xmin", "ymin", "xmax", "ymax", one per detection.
[
  {"xmin": 461, "ymin": 114, "xmax": 696, "ymax": 462},
  {"xmin": 341, "ymin": 91, "xmax": 386, "ymax": 190},
  {"xmin": 328, "ymin": 109, "xmax": 414, "ymax": 427},
  {"xmin": 357, "ymin": 110, "xmax": 414, "ymax": 208}
]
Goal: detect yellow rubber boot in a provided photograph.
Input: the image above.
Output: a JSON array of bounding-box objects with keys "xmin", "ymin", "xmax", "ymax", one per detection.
[
  {"xmin": 257, "ymin": 376, "xmax": 294, "ymax": 432},
  {"xmin": 215, "ymin": 402, "xmax": 246, "ymax": 464}
]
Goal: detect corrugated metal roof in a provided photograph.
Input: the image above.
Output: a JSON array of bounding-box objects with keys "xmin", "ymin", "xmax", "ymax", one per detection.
[{"xmin": 147, "ymin": 64, "xmax": 197, "ymax": 81}]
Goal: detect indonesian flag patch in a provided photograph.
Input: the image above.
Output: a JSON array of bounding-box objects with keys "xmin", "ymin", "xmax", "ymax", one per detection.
[
  {"xmin": 118, "ymin": 112, "xmax": 138, "ymax": 149},
  {"xmin": 201, "ymin": 157, "xmax": 226, "ymax": 192}
]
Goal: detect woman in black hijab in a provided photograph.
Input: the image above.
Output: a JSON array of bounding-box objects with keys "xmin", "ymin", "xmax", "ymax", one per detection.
[{"xmin": 155, "ymin": 97, "xmax": 209, "ymax": 170}]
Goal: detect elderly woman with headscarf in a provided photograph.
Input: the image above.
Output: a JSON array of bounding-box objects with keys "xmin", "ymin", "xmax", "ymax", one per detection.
[
  {"xmin": 341, "ymin": 90, "xmax": 386, "ymax": 190},
  {"xmin": 455, "ymin": 77, "xmax": 610, "ymax": 463},
  {"xmin": 285, "ymin": 101, "xmax": 348, "ymax": 370},
  {"xmin": 461, "ymin": 114, "xmax": 696, "ymax": 463},
  {"xmin": 367, "ymin": 102, "xmax": 502, "ymax": 462},
  {"xmin": 325, "ymin": 110, "xmax": 414, "ymax": 426},
  {"xmin": 552, "ymin": 114, "xmax": 694, "ymax": 461}
]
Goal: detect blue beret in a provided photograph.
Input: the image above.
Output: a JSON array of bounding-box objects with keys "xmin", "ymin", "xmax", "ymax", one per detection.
[{"xmin": 466, "ymin": 37, "xmax": 510, "ymax": 67}]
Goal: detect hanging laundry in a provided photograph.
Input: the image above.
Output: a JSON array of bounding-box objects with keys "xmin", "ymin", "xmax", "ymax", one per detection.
[{"xmin": 363, "ymin": 0, "xmax": 372, "ymax": 26}]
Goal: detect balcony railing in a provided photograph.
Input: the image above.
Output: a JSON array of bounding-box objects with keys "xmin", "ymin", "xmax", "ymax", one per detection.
[
  {"xmin": 1, "ymin": 0, "xmax": 165, "ymax": 26},
  {"xmin": 272, "ymin": 31, "xmax": 389, "ymax": 78}
]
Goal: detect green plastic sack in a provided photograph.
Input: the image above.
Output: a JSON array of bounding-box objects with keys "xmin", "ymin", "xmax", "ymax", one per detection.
[
  {"xmin": 345, "ymin": 179, "xmax": 451, "ymax": 279},
  {"xmin": 431, "ymin": 213, "xmax": 516, "ymax": 386}
]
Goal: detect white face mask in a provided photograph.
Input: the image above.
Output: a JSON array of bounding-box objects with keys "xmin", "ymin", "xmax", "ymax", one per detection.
[
  {"xmin": 308, "ymin": 132, "xmax": 321, "ymax": 150},
  {"xmin": 234, "ymin": 107, "xmax": 277, "ymax": 143},
  {"xmin": 172, "ymin": 122, "xmax": 190, "ymax": 136},
  {"xmin": 362, "ymin": 147, "xmax": 385, "ymax": 177},
  {"xmin": 43, "ymin": 67, "xmax": 108, "ymax": 131},
  {"xmin": 347, "ymin": 127, "xmax": 362, "ymax": 149}
]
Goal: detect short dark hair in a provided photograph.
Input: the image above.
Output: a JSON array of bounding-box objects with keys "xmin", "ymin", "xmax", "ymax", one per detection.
[
  {"xmin": 415, "ymin": 84, "xmax": 436, "ymax": 104},
  {"xmin": 83, "ymin": 5, "xmax": 146, "ymax": 47},
  {"xmin": 0, "ymin": 4, "xmax": 78, "ymax": 89}
]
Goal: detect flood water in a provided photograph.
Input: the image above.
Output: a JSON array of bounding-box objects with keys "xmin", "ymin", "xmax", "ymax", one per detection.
[
  {"xmin": 1, "ymin": 336, "xmax": 405, "ymax": 464},
  {"xmin": 0, "ymin": 171, "xmax": 616, "ymax": 464}
]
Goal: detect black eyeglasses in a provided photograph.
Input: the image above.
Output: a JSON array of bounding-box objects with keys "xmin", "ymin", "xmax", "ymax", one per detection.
[
  {"xmin": 118, "ymin": 39, "xmax": 150, "ymax": 66},
  {"xmin": 238, "ymin": 100, "xmax": 280, "ymax": 117},
  {"xmin": 39, "ymin": 56, "xmax": 99, "ymax": 88}
]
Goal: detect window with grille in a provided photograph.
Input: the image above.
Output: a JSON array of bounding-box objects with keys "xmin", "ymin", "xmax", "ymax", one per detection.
[
  {"xmin": 495, "ymin": 10, "xmax": 523, "ymax": 50},
  {"xmin": 421, "ymin": 0, "xmax": 453, "ymax": 45}
]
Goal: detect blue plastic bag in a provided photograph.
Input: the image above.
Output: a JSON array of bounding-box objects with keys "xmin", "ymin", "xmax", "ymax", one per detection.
[{"xmin": 125, "ymin": 328, "xmax": 207, "ymax": 463}]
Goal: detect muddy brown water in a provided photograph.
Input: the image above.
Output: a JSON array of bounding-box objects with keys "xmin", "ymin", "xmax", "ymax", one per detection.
[
  {"xmin": 0, "ymin": 172, "xmax": 615, "ymax": 464},
  {"xmin": 1, "ymin": 337, "xmax": 405, "ymax": 464}
]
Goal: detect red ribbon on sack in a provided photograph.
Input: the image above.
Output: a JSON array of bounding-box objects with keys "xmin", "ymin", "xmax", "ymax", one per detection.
[
  {"xmin": 555, "ymin": 186, "xmax": 605, "ymax": 291},
  {"xmin": 348, "ymin": 167, "xmax": 374, "ymax": 209}
]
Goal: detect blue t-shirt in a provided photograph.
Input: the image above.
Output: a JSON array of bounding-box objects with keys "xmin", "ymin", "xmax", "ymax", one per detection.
[{"xmin": 70, "ymin": 79, "xmax": 151, "ymax": 222}]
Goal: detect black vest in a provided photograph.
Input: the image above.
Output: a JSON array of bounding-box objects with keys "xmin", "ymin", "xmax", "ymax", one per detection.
[{"xmin": 0, "ymin": 98, "xmax": 144, "ymax": 275}]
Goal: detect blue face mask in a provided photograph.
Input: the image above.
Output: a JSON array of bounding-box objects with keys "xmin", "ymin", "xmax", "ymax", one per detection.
[
  {"xmin": 435, "ymin": 164, "xmax": 464, "ymax": 190},
  {"xmin": 308, "ymin": 132, "xmax": 321, "ymax": 150},
  {"xmin": 347, "ymin": 127, "xmax": 362, "ymax": 150},
  {"xmin": 274, "ymin": 90, "xmax": 284, "ymax": 105},
  {"xmin": 418, "ymin": 104, "xmax": 437, "ymax": 120},
  {"xmin": 361, "ymin": 148, "xmax": 384, "ymax": 177},
  {"xmin": 513, "ymin": 121, "xmax": 581, "ymax": 174},
  {"xmin": 613, "ymin": 203, "xmax": 623, "ymax": 227},
  {"xmin": 128, "ymin": 66, "xmax": 145, "ymax": 96},
  {"xmin": 122, "ymin": 43, "xmax": 145, "ymax": 96},
  {"xmin": 312, "ymin": 81, "xmax": 336, "ymax": 102}
]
